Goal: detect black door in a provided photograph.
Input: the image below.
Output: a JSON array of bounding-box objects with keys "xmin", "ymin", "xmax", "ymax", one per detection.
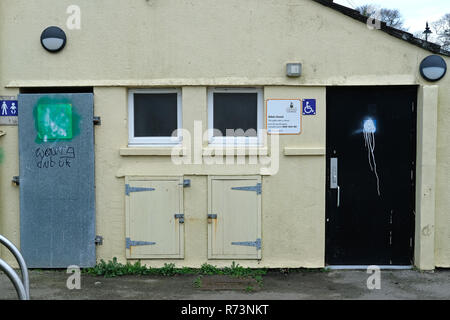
[{"xmin": 326, "ymin": 86, "xmax": 416, "ymax": 265}]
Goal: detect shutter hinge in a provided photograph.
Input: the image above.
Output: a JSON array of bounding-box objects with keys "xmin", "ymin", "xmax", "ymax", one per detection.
[
  {"xmin": 95, "ymin": 235, "xmax": 103, "ymax": 245},
  {"xmin": 125, "ymin": 184, "xmax": 155, "ymax": 196},
  {"xmin": 126, "ymin": 237, "xmax": 156, "ymax": 249},
  {"xmin": 231, "ymin": 183, "xmax": 262, "ymax": 195},
  {"xmin": 93, "ymin": 116, "xmax": 101, "ymax": 125},
  {"xmin": 12, "ymin": 176, "xmax": 20, "ymax": 186},
  {"xmin": 174, "ymin": 213, "xmax": 185, "ymax": 224},
  {"xmin": 231, "ymin": 238, "xmax": 262, "ymax": 250}
]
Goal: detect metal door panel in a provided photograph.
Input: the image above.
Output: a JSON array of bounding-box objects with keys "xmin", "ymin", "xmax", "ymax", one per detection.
[{"xmin": 18, "ymin": 93, "xmax": 95, "ymax": 268}]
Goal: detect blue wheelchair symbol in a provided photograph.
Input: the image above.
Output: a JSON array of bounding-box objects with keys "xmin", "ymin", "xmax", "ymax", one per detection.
[{"xmin": 303, "ymin": 99, "xmax": 316, "ymax": 115}]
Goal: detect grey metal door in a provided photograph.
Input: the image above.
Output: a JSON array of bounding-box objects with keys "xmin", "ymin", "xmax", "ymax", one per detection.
[{"xmin": 18, "ymin": 93, "xmax": 95, "ymax": 268}]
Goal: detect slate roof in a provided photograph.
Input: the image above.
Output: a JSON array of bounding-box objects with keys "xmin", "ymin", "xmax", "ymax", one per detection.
[{"xmin": 312, "ymin": 0, "xmax": 450, "ymax": 57}]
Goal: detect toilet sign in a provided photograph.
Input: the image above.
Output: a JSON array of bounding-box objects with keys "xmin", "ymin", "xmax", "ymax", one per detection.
[
  {"xmin": 266, "ymin": 99, "xmax": 302, "ymax": 135},
  {"xmin": 0, "ymin": 97, "xmax": 18, "ymax": 125}
]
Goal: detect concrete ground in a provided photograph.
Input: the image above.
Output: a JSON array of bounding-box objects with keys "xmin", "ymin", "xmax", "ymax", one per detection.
[{"xmin": 1, "ymin": 269, "xmax": 449, "ymax": 300}]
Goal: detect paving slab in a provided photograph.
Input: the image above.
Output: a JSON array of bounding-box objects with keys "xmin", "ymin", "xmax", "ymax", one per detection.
[{"xmin": 0, "ymin": 269, "xmax": 449, "ymax": 300}]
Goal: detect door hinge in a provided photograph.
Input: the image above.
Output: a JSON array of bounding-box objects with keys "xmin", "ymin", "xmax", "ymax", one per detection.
[
  {"xmin": 125, "ymin": 184, "xmax": 155, "ymax": 196},
  {"xmin": 12, "ymin": 176, "xmax": 20, "ymax": 186},
  {"xmin": 174, "ymin": 213, "xmax": 185, "ymax": 224},
  {"xmin": 94, "ymin": 235, "xmax": 103, "ymax": 245},
  {"xmin": 126, "ymin": 237, "xmax": 156, "ymax": 249},
  {"xmin": 231, "ymin": 238, "xmax": 262, "ymax": 250},
  {"xmin": 93, "ymin": 116, "xmax": 101, "ymax": 125},
  {"xmin": 231, "ymin": 183, "xmax": 261, "ymax": 195}
]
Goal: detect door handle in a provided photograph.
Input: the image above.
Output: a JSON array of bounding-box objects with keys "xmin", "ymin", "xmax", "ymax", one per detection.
[
  {"xmin": 330, "ymin": 158, "xmax": 340, "ymax": 207},
  {"xmin": 337, "ymin": 185, "xmax": 340, "ymax": 208}
]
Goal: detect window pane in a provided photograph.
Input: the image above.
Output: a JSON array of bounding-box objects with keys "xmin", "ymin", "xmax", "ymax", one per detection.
[
  {"xmin": 213, "ymin": 92, "xmax": 258, "ymax": 136},
  {"xmin": 134, "ymin": 93, "xmax": 178, "ymax": 137}
]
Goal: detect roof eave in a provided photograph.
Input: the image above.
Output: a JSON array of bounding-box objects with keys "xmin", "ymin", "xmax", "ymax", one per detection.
[{"xmin": 311, "ymin": 0, "xmax": 450, "ymax": 57}]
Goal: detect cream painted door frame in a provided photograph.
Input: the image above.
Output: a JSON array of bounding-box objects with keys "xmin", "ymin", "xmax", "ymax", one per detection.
[{"xmin": 414, "ymin": 85, "xmax": 439, "ymax": 270}]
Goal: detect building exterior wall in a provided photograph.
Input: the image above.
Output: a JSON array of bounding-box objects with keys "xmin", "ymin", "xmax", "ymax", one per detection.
[{"xmin": 0, "ymin": 0, "xmax": 449, "ymax": 268}]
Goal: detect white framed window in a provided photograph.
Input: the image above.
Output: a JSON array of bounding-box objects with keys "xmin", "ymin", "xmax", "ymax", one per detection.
[
  {"xmin": 128, "ymin": 88, "xmax": 182, "ymax": 146},
  {"xmin": 208, "ymin": 87, "xmax": 263, "ymax": 145}
]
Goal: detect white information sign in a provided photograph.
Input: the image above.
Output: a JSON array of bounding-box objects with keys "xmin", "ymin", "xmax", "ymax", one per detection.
[{"xmin": 266, "ymin": 99, "xmax": 302, "ymax": 134}]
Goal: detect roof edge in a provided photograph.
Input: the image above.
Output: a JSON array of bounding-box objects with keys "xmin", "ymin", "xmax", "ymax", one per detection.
[{"xmin": 311, "ymin": 0, "xmax": 450, "ymax": 57}]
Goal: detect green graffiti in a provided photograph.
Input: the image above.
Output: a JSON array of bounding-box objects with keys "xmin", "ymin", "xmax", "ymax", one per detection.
[
  {"xmin": 37, "ymin": 103, "xmax": 73, "ymax": 140},
  {"xmin": 33, "ymin": 97, "xmax": 80, "ymax": 143}
]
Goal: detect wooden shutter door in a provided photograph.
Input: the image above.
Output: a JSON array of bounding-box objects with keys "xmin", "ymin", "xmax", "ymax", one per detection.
[
  {"xmin": 125, "ymin": 176, "xmax": 184, "ymax": 259},
  {"xmin": 208, "ymin": 176, "xmax": 262, "ymax": 259}
]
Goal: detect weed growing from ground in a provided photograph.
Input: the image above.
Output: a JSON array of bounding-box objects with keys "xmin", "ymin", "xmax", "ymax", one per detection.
[
  {"xmin": 193, "ymin": 276, "xmax": 202, "ymax": 288},
  {"xmin": 84, "ymin": 258, "xmax": 268, "ymax": 280}
]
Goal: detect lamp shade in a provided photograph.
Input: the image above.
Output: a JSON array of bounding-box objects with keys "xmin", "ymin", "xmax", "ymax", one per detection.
[
  {"xmin": 40, "ymin": 26, "xmax": 67, "ymax": 53},
  {"xmin": 420, "ymin": 55, "xmax": 447, "ymax": 82}
]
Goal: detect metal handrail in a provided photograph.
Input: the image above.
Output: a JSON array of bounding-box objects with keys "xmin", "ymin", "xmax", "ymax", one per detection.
[
  {"xmin": 0, "ymin": 235, "xmax": 29, "ymax": 300},
  {"xmin": 0, "ymin": 258, "xmax": 27, "ymax": 300}
]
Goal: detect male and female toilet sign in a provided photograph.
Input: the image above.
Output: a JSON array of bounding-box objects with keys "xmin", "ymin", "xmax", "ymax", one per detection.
[
  {"xmin": 266, "ymin": 98, "xmax": 316, "ymax": 134},
  {"xmin": 1, "ymin": 99, "xmax": 18, "ymax": 116},
  {"xmin": 0, "ymin": 98, "xmax": 19, "ymax": 125}
]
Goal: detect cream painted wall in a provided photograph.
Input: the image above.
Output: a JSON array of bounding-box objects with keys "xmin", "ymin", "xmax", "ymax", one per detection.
[
  {"xmin": 0, "ymin": 0, "xmax": 449, "ymax": 268},
  {"xmin": 91, "ymin": 85, "xmax": 325, "ymax": 268},
  {"xmin": 0, "ymin": 88, "xmax": 20, "ymax": 264},
  {"xmin": 435, "ymin": 85, "xmax": 450, "ymax": 268},
  {"xmin": 0, "ymin": 0, "xmax": 446, "ymax": 87}
]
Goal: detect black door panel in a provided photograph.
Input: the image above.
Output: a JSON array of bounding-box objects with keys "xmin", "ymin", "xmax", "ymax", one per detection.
[{"xmin": 326, "ymin": 86, "xmax": 416, "ymax": 265}]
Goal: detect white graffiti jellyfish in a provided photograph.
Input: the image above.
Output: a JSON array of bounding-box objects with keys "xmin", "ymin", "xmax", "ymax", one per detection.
[{"xmin": 363, "ymin": 119, "xmax": 381, "ymax": 196}]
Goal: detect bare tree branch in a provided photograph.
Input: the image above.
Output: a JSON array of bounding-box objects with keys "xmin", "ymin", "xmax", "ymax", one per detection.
[
  {"xmin": 356, "ymin": 4, "xmax": 406, "ymax": 30},
  {"xmin": 431, "ymin": 13, "xmax": 450, "ymax": 50}
]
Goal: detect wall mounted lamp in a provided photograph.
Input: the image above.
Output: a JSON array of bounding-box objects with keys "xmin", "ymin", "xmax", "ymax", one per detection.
[
  {"xmin": 40, "ymin": 26, "xmax": 67, "ymax": 53},
  {"xmin": 420, "ymin": 55, "xmax": 447, "ymax": 82}
]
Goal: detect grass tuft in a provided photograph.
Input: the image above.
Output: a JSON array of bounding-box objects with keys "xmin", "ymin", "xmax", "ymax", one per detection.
[{"xmin": 84, "ymin": 258, "xmax": 268, "ymax": 280}]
